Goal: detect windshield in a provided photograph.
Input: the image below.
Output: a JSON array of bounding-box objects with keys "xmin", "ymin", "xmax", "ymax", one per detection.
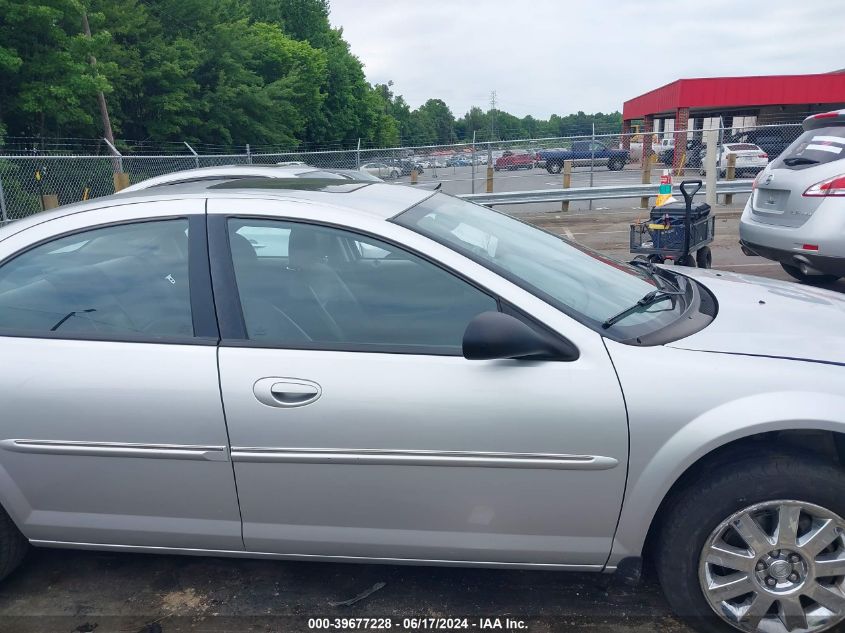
[
  {"xmin": 772, "ymin": 126, "xmax": 845, "ymax": 169},
  {"xmin": 395, "ymin": 193, "xmax": 688, "ymax": 338}
]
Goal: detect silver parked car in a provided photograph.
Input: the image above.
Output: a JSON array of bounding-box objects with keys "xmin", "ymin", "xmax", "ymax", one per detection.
[
  {"xmin": 0, "ymin": 179, "xmax": 844, "ymax": 633},
  {"xmin": 117, "ymin": 165, "xmax": 383, "ymax": 194},
  {"xmin": 740, "ymin": 110, "xmax": 845, "ymax": 283}
]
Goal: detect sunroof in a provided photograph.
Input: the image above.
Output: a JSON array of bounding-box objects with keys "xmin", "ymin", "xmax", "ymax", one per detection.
[{"xmin": 208, "ymin": 178, "xmax": 372, "ymax": 192}]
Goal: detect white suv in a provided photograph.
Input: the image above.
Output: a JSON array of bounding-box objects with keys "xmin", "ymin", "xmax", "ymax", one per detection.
[{"xmin": 740, "ymin": 110, "xmax": 845, "ymax": 284}]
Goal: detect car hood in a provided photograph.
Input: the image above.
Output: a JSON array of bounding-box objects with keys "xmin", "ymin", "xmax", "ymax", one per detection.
[{"xmin": 666, "ymin": 267, "xmax": 845, "ymax": 365}]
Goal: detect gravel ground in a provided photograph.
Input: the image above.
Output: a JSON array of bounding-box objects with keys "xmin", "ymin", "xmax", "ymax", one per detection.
[{"xmin": 0, "ymin": 548, "xmax": 687, "ymax": 633}]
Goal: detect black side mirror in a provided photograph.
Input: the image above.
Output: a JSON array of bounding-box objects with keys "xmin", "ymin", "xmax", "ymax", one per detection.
[{"xmin": 462, "ymin": 311, "xmax": 579, "ymax": 361}]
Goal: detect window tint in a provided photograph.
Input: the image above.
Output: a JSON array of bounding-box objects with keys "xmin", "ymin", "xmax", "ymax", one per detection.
[
  {"xmin": 0, "ymin": 219, "xmax": 193, "ymax": 338},
  {"xmin": 228, "ymin": 219, "xmax": 498, "ymax": 352}
]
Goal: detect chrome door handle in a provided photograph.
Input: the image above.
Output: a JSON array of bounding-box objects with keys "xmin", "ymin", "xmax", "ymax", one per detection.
[{"xmin": 253, "ymin": 378, "xmax": 322, "ymax": 408}]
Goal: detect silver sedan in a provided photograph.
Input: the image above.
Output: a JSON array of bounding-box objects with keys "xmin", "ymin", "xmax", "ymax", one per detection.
[{"xmin": 0, "ymin": 178, "xmax": 844, "ymax": 633}]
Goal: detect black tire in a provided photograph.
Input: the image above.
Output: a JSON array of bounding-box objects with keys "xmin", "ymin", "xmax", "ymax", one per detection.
[
  {"xmin": 780, "ymin": 263, "xmax": 840, "ymax": 285},
  {"xmin": 656, "ymin": 452, "xmax": 845, "ymax": 633},
  {"xmin": 696, "ymin": 246, "xmax": 712, "ymax": 269},
  {"xmin": 0, "ymin": 506, "xmax": 27, "ymax": 582},
  {"xmin": 547, "ymin": 161, "xmax": 562, "ymax": 174},
  {"xmin": 676, "ymin": 253, "xmax": 696, "ymax": 267},
  {"xmin": 608, "ymin": 157, "xmax": 625, "ymax": 171},
  {"xmin": 647, "ymin": 254, "xmax": 665, "ymax": 264}
]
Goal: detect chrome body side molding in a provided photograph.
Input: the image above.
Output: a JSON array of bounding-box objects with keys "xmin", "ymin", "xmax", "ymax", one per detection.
[
  {"xmin": 229, "ymin": 447, "xmax": 618, "ymax": 470},
  {"xmin": 0, "ymin": 439, "xmax": 228, "ymax": 461}
]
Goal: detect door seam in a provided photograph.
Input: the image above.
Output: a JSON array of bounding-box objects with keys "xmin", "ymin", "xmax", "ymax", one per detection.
[{"xmin": 204, "ymin": 199, "xmax": 246, "ymax": 548}]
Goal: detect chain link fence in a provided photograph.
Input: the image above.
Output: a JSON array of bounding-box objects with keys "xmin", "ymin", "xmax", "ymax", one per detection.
[{"xmin": 0, "ymin": 123, "xmax": 804, "ymax": 222}]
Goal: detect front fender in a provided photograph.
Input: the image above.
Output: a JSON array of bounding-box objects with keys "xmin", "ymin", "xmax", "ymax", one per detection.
[
  {"xmin": 604, "ymin": 340, "xmax": 845, "ymax": 569},
  {"xmin": 609, "ymin": 390, "xmax": 845, "ymax": 566}
]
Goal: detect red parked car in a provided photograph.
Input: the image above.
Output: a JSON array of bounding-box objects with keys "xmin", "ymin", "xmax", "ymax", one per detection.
[{"xmin": 494, "ymin": 150, "xmax": 534, "ymax": 171}]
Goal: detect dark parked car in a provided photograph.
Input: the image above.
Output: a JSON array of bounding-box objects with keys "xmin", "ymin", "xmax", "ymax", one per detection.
[
  {"xmin": 539, "ymin": 141, "xmax": 629, "ymax": 173},
  {"xmin": 446, "ymin": 155, "xmax": 472, "ymax": 167},
  {"xmin": 660, "ymin": 140, "xmax": 704, "ymax": 168},
  {"xmin": 727, "ymin": 128, "xmax": 794, "ymax": 161},
  {"xmin": 376, "ymin": 158, "xmax": 425, "ymax": 176}
]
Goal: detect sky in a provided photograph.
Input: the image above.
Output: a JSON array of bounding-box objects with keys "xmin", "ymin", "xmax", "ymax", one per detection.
[{"xmin": 328, "ymin": 0, "xmax": 844, "ymax": 119}]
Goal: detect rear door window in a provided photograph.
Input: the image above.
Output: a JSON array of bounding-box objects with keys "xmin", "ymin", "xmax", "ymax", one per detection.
[
  {"xmin": 772, "ymin": 126, "xmax": 845, "ymax": 169},
  {"xmin": 0, "ymin": 219, "xmax": 193, "ymax": 338}
]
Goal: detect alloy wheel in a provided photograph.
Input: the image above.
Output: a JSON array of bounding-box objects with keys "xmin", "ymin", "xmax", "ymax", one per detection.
[{"xmin": 699, "ymin": 500, "xmax": 845, "ymax": 633}]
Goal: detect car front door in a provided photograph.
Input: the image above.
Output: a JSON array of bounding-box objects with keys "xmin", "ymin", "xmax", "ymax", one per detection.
[
  {"xmin": 0, "ymin": 201, "xmax": 242, "ymax": 550},
  {"xmin": 209, "ymin": 200, "xmax": 629, "ymax": 567}
]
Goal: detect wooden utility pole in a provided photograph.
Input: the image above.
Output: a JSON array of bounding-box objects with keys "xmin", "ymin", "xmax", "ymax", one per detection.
[{"xmin": 81, "ymin": 9, "xmax": 120, "ymax": 174}]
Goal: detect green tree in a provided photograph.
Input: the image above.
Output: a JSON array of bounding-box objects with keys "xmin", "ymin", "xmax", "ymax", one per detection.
[
  {"xmin": 413, "ymin": 99, "xmax": 455, "ymax": 145},
  {"xmin": 0, "ymin": 0, "xmax": 114, "ymax": 139},
  {"xmin": 191, "ymin": 20, "xmax": 326, "ymax": 146}
]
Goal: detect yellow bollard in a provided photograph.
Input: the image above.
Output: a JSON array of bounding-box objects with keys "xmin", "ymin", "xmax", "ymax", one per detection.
[
  {"xmin": 561, "ymin": 160, "xmax": 572, "ymax": 212},
  {"xmin": 675, "ymin": 151, "xmax": 687, "ymax": 178},
  {"xmin": 113, "ymin": 172, "xmax": 130, "ymax": 192},
  {"xmin": 641, "ymin": 158, "xmax": 652, "ymax": 209},
  {"xmin": 486, "ymin": 166, "xmax": 494, "ymax": 193},
  {"xmin": 410, "ymin": 169, "xmax": 418, "ymax": 185},
  {"xmin": 41, "ymin": 195, "xmax": 59, "ymax": 210},
  {"xmin": 725, "ymin": 154, "xmax": 736, "ymax": 206}
]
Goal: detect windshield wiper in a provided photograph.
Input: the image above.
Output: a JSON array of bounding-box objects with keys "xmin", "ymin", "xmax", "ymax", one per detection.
[
  {"xmin": 628, "ymin": 259, "xmax": 680, "ymax": 291},
  {"xmin": 51, "ymin": 308, "xmax": 96, "ymax": 331},
  {"xmin": 601, "ymin": 289, "xmax": 685, "ymax": 330},
  {"xmin": 783, "ymin": 157, "xmax": 820, "ymax": 166}
]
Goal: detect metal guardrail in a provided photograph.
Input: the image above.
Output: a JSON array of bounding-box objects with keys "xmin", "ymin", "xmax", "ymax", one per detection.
[
  {"xmin": 0, "ymin": 180, "xmax": 754, "ymax": 228},
  {"xmin": 458, "ymin": 180, "xmax": 753, "ymax": 206}
]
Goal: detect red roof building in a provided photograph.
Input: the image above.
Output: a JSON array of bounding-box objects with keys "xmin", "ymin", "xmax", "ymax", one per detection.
[{"xmin": 621, "ymin": 71, "xmax": 845, "ymax": 168}]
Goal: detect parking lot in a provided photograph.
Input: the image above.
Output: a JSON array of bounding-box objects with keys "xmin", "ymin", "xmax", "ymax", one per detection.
[
  {"xmin": 394, "ymin": 163, "xmax": 755, "ymax": 217},
  {"xmin": 1, "ymin": 202, "xmax": 841, "ymax": 633},
  {"xmin": 399, "ymin": 163, "xmax": 658, "ymax": 201}
]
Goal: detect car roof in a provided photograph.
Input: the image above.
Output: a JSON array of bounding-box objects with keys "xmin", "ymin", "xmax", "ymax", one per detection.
[
  {"xmin": 804, "ymin": 109, "xmax": 845, "ymax": 130},
  {"xmin": 0, "ymin": 179, "xmax": 436, "ymax": 242}
]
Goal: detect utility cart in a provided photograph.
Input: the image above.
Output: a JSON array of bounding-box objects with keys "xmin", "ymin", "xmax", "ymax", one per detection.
[{"xmin": 629, "ymin": 179, "xmax": 715, "ymax": 268}]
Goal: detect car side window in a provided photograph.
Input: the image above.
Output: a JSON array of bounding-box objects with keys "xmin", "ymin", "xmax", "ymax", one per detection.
[
  {"xmin": 0, "ymin": 219, "xmax": 193, "ymax": 338},
  {"xmin": 227, "ymin": 219, "xmax": 498, "ymax": 352}
]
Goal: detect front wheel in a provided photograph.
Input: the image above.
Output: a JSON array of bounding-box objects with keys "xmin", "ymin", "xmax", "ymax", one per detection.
[
  {"xmin": 696, "ymin": 246, "xmax": 712, "ymax": 269},
  {"xmin": 608, "ymin": 158, "xmax": 625, "ymax": 171},
  {"xmin": 657, "ymin": 452, "xmax": 845, "ymax": 633},
  {"xmin": 547, "ymin": 162, "xmax": 562, "ymax": 174},
  {"xmin": 780, "ymin": 263, "xmax": 841, "ymax": 285},
  {"xmin": 0, "ymin": 506, "xmax": 26, "ymax": 582}
]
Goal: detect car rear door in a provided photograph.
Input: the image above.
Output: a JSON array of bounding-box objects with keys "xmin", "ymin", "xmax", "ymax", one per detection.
[
  {"xmin": 0, "ymin": 200, "xmax": 242, "ymax": 550},
  {"xmin": 208, "ymin": 198, "xmax": 629, "ymax": 567}
]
